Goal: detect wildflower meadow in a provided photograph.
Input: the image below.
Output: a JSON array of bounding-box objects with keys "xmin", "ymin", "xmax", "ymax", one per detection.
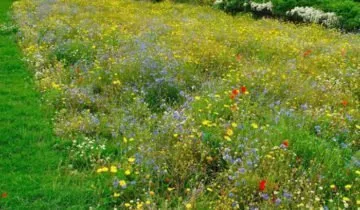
[{"xmin": 0, "ymin": 0, "xmax": 359, "ymax": 209}]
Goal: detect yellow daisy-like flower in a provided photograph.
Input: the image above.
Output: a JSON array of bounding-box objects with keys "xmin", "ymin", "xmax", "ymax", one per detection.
[
  {"xmin": 112, "ymin": 80, "xmax": 121, "ymax": 85},
  {"xmin": 251, "ymin": 123, "xmax": 259, "ymax": 129},
  {"xmin": 345, "ymin": 184, "xmax": 352, "ymax": 190},
  {"xmin": 96, "ymin": 167, "xmax": 109, "ymax": 173},
  {"xmin": 231, "ymin": 122, "xmax": 237, "ymax": 128},
  {"xmin": 330, "ymin": 184, "xmax": 336, "ymax": 189},
  {"xmin": 343, "ymin": 197, "xmax": 350, "ymax": 202},
  {"xmin": 113, "ymin": 192, "xmax": 120, "ymax": 197},
  {"xmin": 224, "ymin": 135, "xmax": 232, "ymax": 141},
  {"xmin": 128, "ymin": 157, "xmax": 135, "ymax": 163},
  {"xmin": 110, "ymin": 165, "xmax": 118, "ymax": 173},
  {"xmin": 125, "ymin": 169, "xmax": 131, "ymax": 175},
  {"xmin": 185, "ymin": 203, "xmax": 192, "ymax": 209},
  {"xmin": 202, "ymin": 120, "xmax": 211, "ymax": 126},
  {"xmin": 124, "ymin": 203, "xmax": 131, "ymax": 207},
  {"xmin": 226, "ymin": 128, "xmax": 234, "ymax": 136},
  {"xmin": 119, "ymin": 180, "xmax": 127, "ymax": 188}
]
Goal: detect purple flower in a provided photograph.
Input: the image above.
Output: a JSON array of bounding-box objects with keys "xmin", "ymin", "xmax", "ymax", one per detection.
[
  {"xmin": 261, "ymin": 193, "xmax": 269, "ymax": 200},
  {"xmin": 238, "ymin": 168, "xmax": 246, "ymax": 174}
]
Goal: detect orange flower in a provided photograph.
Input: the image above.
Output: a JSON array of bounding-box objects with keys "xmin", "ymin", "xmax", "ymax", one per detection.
[
  {"xmin": 232, "ymin": 89, "xmax": 239, "ymax": 96},
  {"xmin": 236, "ymin": 54, "xmax": 242, "ymax": 61},
  {"xmin": 282, "ymin": 139, "xmax": 289, "ymax": 147},
  {"xmin": 1, "ymin": 192, "xmax": 8, "ymax": 199},
  {"xmin": 341, "ymin": 48, "xmax": 346, "ymax": 57},
  {"xmin": 341, "ymin": 100, "xmax": 348, "ymax": 107},
  {"xmin": 303, "ymin": 49, "xmax": 312, "ymax": 57}
]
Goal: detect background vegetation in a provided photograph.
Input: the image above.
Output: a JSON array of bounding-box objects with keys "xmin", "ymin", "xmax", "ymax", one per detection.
[{"xmin": 149, "ymin": 0, "xmax": 360, "ymax": 32}]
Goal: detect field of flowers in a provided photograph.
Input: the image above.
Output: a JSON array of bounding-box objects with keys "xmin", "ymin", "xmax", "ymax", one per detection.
[{"xmin": 13, "ymin": 0, "xmax": 360, "ymax": 209}]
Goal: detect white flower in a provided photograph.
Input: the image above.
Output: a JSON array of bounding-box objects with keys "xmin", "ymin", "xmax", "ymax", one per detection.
[
  {"xmin": 214, "ymin": 0, "xmax": 224, "ymax": 5},
  {"xmin": 249, "ymin": 1, "xmax": 273, "ymax": 12},
  {"xmin": 286, "ymin": 6, "xmax": 338, "ymax": 27}
]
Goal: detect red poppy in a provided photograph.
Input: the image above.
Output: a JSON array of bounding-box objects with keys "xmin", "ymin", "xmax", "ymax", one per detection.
[
  {"xmin": 230, "ymin": 94, "xmax": 236, "ymax": 100},
  {"xmin": 241, "ymin": 86, "xmax": 247, "ymax": 94},
  {"xmin": 236, "ymin": 54, "xmax": 242, "ymax": 61},
  {"xmin": 232, "ymin": 89, "xmax": 239, "ymax": 96},
  {"xmin": 303, "ymin": 49, "xmax": 312, "ymax": 57},
  {"xmin": 341, "ymin": 100, "xmax": 348, "ymax": 107},
  {"xmin": 282, "ymin": 139, "xmax": 289, "ymax": 147},
  {"xmin": 1, "ymin": 192, "xmax": 8, "ymax": 198},
  {"xmin": 259, "ymin": 180, "xmax": 266, "ymax": 191}
]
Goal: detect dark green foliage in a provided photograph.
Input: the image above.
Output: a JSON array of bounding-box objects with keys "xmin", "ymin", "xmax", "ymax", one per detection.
[
  {"xmin": 144, "ymin": 81, "xmax": 184, "ymax": 112},
  {"xmin": 52, "ymin": 41, "xmax": 94, "ymax": 66}
]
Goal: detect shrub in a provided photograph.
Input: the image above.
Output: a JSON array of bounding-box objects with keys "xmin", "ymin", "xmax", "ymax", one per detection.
[{"xmin": 286, "ymin": 6, "xmax": 339, "ymax": 27}]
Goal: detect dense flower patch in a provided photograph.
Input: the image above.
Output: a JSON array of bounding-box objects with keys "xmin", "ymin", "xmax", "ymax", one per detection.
[{"xmin": 13, "ymin": 0, "xmax": 360, "ymax": 209}]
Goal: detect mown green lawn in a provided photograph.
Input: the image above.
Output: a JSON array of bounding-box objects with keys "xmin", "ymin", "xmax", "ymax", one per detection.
[{"xmin": 0, "ymin": 0, "xmax": 97, "ymax": 209}]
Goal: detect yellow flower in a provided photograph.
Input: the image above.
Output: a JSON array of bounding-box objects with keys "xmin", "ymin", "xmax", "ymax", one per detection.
[
  {"xmin": 96, "ymin": 167, "xmax": 109, "ymax": 173},
  {"xmin": 330, "ymin": 184, "xmax": 336, "ymax": 189},
  {"xmin": 185, "ymin": 203, "xmax": 192, "ymax": 209},
  {"xmin": 125, "ymin": 169, "xmax": 131, "ymax": 175},
  {"xmin": 251, "ymin": 123, "xmax": 259, "ymax": 129},
  {"xmin": 119, "ymin": 180, "xmax": 127, "ymax": 188},
  {"xmin": 356, "ymin": 200, "xmax": 360, "ymax": 205},
  {"xmin": 226, "ymin": 128, "xmax": 234, "ymax": 136},
  {"xmin": 202, "ymin": 120, "xmax": 211, "ymax": 126},
  {"xmin": 110, "ymin": 166, "xmax": 118, "ymax": 173},
  {"xmin": 128, "ymin": 157, "xmax": 135, "ymax": 163},
  {"xmin": 51, "ymin": 82, "xmax": 61, "ymax": 90},
  {"xmin": 231, "ymin": 122, "xmax": 237, "ymax": 128},
  {"xmin": 124, "ymin": 203, "xmax": 131, "ymax": 207},
  {"xmin": 167, "ymin": 187, "xmax": 175, "ymax": 192},
  {"xmin": 343, "ymin": 197, "xmax": 350, "ymax": 202},
  {"xmin": 356, "ymin": 170, "xmax": 360, "ymax": 175},
  {"xmin": 207, "ymin": 188, "xmax": 213, "ymax": 192},
  {"xmin": 224, "ymin": 135, "xmax": 232, "ymax": 141},
  {"xmin": 113, "ymin": 192, "xmax": 120, "ymax": 197},
  {"xmin": 112, "ymin": 80, "xmax": 121, "ymax": 85},
  {"xmin": 149, "ymin": 191, "xmax": 155, "ymax": 196},
  {"xmin": 195, "ymin": 96, "xmax": 201, "ymax": 100},
  {"xmin": 136, "ymin": 203, "xmax": 143, "ymax": 209},
  {"xmin": 345, "ymin": 184, "xmax": 352, "ymax": 190},
  {"xmin": 145, "ymin": 200, "xmax": 151, "ymax": 205}
]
